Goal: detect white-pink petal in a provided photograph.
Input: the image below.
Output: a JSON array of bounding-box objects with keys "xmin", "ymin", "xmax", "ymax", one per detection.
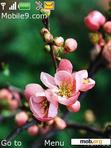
[
  {"xmin": 48, "ymin": 103, "xmax": 58, "ymax": 118},
  {"xmin": 24, "ymin": 84, "xmax": 44, "ymax": 101},
  {"xmin": 40, "ymin": 72, "xmax": 56, "ymax": 89},
  {"xmin": 55, "ymin": 71, "xmax": 73, "ymax": 86},
  {"xmin": 80, "ymin": 78, "xmax": 95, "ymax": 92},
  {"xmin": 67, "ymin": 100, "xmax": 80, "ymax": 112},
  {"xmin": 57, "ymin": 92, "xmax": 80, "ymax": 106}
]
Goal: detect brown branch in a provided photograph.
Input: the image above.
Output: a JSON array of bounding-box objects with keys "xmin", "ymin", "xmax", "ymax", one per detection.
[
  {"xmin": 42, "ymin": 16, "xmax": 58, "ymax": 70},
  {"xmin": 0, "ymin": 119, "xmax": 37, "ymax": 147},
  {"xmin": 67, "ymin": 123, "xmax": 105, "ymax": 137},
  {"xmin": 31, "ymin": 122, "xmax": 111, "ymax": 148}
]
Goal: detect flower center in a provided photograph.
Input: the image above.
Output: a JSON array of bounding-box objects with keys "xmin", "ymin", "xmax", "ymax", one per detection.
[
  {"xmin": 40, "ymin": 99, "xmax": 49, "ymax": 115},
  {"xmin": 59, "ymin": 83, "xmax": 74, "ymax": 98}
]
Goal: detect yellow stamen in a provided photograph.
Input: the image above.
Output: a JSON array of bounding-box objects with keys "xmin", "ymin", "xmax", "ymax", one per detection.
[{"xmin": 82, "ymin": 78, "xmax": 90, "ymax": 84}]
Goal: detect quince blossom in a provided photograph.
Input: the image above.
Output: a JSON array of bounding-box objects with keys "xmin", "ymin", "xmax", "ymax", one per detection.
[
  {"xmin": 24, "ymin": 84, "xmax": 58, "ymax": 122},
  {"xmin": 24, "ymin": 59, "xmax": 95, "ymax": 121},
  {"xmin": 41, "ymin": 59, "xmax": 95, "ymax": 106}
]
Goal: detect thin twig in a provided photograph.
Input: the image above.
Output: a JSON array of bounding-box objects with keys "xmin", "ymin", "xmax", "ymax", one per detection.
[
  {"xmin": 67, "ymin": 123, "xmax": 105, "ymax": 137},
  {"xmin": 42, "ymin": 16, "xmax": 58, "ymax": 70},
  {"xmin": 5, "ymin": 120, "xmax": 37, "ymax": 142},
  {"xmin": 31, "ymin": 122, "xmax": 111, "ymax": 148},
  {"xmin": 0, "ymin": 119, "xmax": 37, "ymax": 148}
]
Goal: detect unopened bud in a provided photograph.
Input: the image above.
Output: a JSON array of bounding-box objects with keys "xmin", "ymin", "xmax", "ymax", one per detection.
[
  {"xmin": 54, "ymin": 117, "xmax": 67, "ymax": 130},
  {"xmin": 15, "ymin": 111, "xmax": 28, "ymax": 127},
  {"xmin": 41, "ymin": 28, "xmax": 49, "ymax": 36},
  {"xmin": 64, "ymin": 38, "xmax": 77, "ymax": 53},
  {"xmin": 27, "ymin": 125, "xmax": 39, "ymax": 136},
  {"xmin": 45, "ymin": 45, "xmax": 51, "ymax": 52},
  {"xmin": 103, "ymin": 21, "xmax": 111, "ymax": 34},
  {"xmin": 84, "ymin": 10, "xmax": 106, "ymax": 31},
  {"xmin": 44, "ymin": 33, "xmax": 53, "ymax": 43},
  {"xmin": 54, "ymin": 37, "xmax": 64, "ymax": 47}
]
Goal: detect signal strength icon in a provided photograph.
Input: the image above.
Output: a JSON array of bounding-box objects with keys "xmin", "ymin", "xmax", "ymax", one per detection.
[{"xmin": 9, "ymin": 2, "xmax": 17, "ymax": 10}]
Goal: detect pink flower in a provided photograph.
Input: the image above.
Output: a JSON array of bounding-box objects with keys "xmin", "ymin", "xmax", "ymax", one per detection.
[
  {"xmin": 64, "ymin": 38, "xmax": 78, "ymax": 53},
  {"xmin": 102, "ymin": 40, "xmax": 111, "ymax": 63},
  {"xmin": 103, "ymin": 21, "xmax": 111, "ymax": 33},
  {"xmin": 25, "ymin": 84, "xmax": 58, "ymax": 122},
  {"xmin": 41, "ymin": 71, "xmax": 80, "ymax": 106},
  {"xmin": 75, "ymin": 70, "xmax": 95, "ymax": 92},
  {"xmin": 84, "ymin": 10, "xmax": 106, "ymax": 31},
  {"xmin": 67, "ymin": 100, "xmax": 80, "ymax": 112},
  {"xmin": 15, "ymin": 111, "xmax": 28, "ymax": 127},
  {"xmin": 41, "ymin": 60, "xmax": 95, "ymax": 106}
]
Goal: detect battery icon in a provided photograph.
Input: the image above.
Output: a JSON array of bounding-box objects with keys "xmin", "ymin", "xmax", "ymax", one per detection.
[{"xmin": 18, "ymin": 2, "xmax": 31, "ymax": 10}]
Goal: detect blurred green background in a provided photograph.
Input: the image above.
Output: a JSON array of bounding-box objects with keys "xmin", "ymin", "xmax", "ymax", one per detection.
[{"xmin": 0, "ymin": 0, "xmax": 111, "ymax": 148}]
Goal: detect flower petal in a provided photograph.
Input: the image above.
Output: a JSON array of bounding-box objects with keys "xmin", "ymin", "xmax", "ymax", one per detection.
[
  {"xmin": 24, "ymin": 84, "xmax": 44, "ymax": 101},
  {"xmin": 57, "ymin": 92, "xmax": 80, "ymax": 106},
  {"xmin": 55, "ymin": 71, "xmax": 73, "ymax": 86},
  {"xmin": 67, "ymin": 100, "xmax": 80, "ymax": 112},
  {"xmin": 40, "ymin": 72, "xmax": 56, "ymax": 89},
  {"xmin": 45, "ymin": 89, "xmax": 58, "ymax": 105},
  {"xmin": 48, "ymin": 102, "xmax": 58, "ymax": 118},
  {"xmin": 76, "ymin": 70, "xmax": 88, "ymax": 80},
  {"xmin": 57, "ymin": 59, "xmax": 73, "ymax": 73},
  {"xmin": 29, "ymin": 96, "xmax": 45, "ymax": 118},
  {"xmin": 80, "ymin": 78, "xmax": 95, "ymax": 91}
]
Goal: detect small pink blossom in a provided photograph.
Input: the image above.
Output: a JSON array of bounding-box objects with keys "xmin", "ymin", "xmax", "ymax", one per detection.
[
  {"xmin": 67, "ymin": 100, "xmax": 80, "ymax": 112},
  {"xmin": 64, "ymin": 38, "xmax": 78, "ymax": 53},
  {"xmin": 103, "ymin": 21, "xmax": 111, "ymax": 33},
  {"xmin": 84, "ymin": 10, "xmax": 106, "ymax": 31},
  {"xmin": 25, "ymin": 84, "xmax": 58, "ymax": 121}
]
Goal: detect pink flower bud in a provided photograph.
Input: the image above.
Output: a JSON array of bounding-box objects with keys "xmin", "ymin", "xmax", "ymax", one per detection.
[
  {"xmin": 44, "ymin": 33, "xmax": 53, "ymax": 43},
  {"xmin": 41, "ymin": 28, "xmax": 49, "ymax": 36},
  {"xmin": 67, "ymin": 101, "xmax": 80, "ymax": 112},
  {"xmin": 57, "ymin": 59, "xmax": 73, "ymax": 73},
  {"xmin": 27, "ymin": 125, "xmax": 39, "ymax": 136},
  {"xmin": 102, "ymin": 40, "xmax": 111, "ymax": 63},
  {"xmin": 103, "ymin": 21, "xmax": 111, "ymax": 33},
  {"xmin": 15, "ymin": 111, "xmax": 28, "ymax": 127},
  {"xmin": 0, "ymin": 89, "xmax": 20, "ymax": 111},
  {"xmin": 54, "ymin": 117, "xmax": 67, "ymax": 130},
  {"xmin": 0, "ymin": 89, "xmax": 12, "ymax": 100},
  {"xmin": 64, "ymin": 38, "xmax": 77, "ymax": 53},
  {"xmin": 54, "ymin": 37, "xmax": 64, "ymax": 47},
  {"xmin": 84, "ymin": 10, "xmax": 106, "ymax": 31}
]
